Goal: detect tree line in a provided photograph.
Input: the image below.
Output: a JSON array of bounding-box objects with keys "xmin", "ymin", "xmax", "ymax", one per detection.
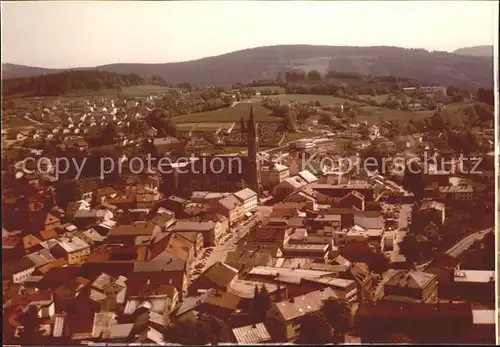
[{"xmin": 2, "ymin": 70, "xmax": 146, "ymax": 96}]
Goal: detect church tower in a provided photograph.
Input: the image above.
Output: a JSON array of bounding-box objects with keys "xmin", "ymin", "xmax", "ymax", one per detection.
[{"xmin": 247, "ymin": 107, "xmax": 261, "ymax": 196}]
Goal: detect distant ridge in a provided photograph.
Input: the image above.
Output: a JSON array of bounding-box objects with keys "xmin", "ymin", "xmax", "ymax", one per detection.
[
  {"xmin": 453, "ymin": 45, "xmax": 494, "ymax": 57},
  {"xmin": 2, "ymin": 44, "xmax": 494, "ymax": 89}
]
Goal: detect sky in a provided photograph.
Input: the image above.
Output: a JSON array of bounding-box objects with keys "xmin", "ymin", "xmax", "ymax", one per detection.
[{"xmin": 1, "ymin": 1, "xmax": 497, "ymax": 69}]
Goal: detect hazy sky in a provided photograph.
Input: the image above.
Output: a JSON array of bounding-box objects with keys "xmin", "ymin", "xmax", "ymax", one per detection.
[{"xmin": 2, "ymin": 1, "xmax": 497, "ymax": 68}]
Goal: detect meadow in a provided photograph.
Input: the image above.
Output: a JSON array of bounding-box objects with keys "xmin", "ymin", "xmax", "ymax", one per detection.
[
  {"xmin": 267, "ymin": 94, "xmax": 363, "ymax": 105},
  {"xmin": 172, "ymin": 102, "xmax": 282, "ymax": 124},
  {"xmin": 356, "ymin": 106, "xmax": 434, "ymax": 125},
  {"xmin": 248, "ymin": 85, "xmax": 286, "ymax": 94}
]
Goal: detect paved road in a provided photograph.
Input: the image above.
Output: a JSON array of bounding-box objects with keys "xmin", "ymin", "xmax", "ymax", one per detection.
[
  {"xmin": 445, "ymin": 228, "xmax": 493, "ymax": 258},
  {"xmin": 189, "ymin": 210, "xmax": 266, "ymax": 284},
  {"xmin": 24, "ymin": 115, "xmax": 43, "ymax": 125}
]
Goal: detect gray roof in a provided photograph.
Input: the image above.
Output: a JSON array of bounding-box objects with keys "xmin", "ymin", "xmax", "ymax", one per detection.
[
  {"xmin": 232, "ymin": 323, "xmax": 271, "ymax": 344},
  {"xmin": 228, "ymin": 279, "xmax": 278, "ymax": 299},
  {"xmin": 353, "ymin": 215, "xmax": 384, "ymax": 230},
  {"xmin": 133, "ymin": 259, "xmax": 185, "ymax": 273},
  {"xmin": 123, "ymin": 295, "xmax": 170, "ymax": 315},
  {"xmin": 297, "ymin": 170, "xmax": 318, "ymax": 184},
  {"xmin": 55, "ymin": 235, "xmax": 90, "ymax": 253},
  {"xmin": 218, "ymin": 194, "xmax": 242, "ymax": 211},
  {"xmin": 384, "ymin": 270, "xmax": 436, "ymax": 290},
  {"xmin": 420, "ymin": 200, "xmax": 445, "ymax": 211},
  {"xmin": 234, "ymin": 188, "xmax": 257, "ymax": 201},
  {"xmin": 26, "ymin": 248, "xmax": 57, "ymax": 267},
  {"xmin": 197, "ymin": 262, "xmax": 238, "ymax": 287},
  {"xmin": 272, "ymin": 288, "xmax": 337, "ymax": 321},
  {"xmin": 170, "ymin": 221, "xmax": 216, "ymax": 232}
]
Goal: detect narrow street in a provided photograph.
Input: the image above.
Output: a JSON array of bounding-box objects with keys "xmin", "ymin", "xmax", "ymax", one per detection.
[{"xmin": 188, "ymin": 207, "xmax": 269, "ymax": 284}]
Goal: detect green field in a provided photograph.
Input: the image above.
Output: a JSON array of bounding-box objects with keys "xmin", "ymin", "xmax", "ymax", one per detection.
[
  {"xmin": 248, "ymin": 86, "xmax": 286, "ymax": 94},
  {"xmin": 172, "ymin": 102, "xmax": 282, "ymax": 124},
  {"xmin": 356, "ymin": 106, "xmax": 433, "ymax": 125},
  {"xmin": 357, "ymin": 94, "xmax": 391, "ymax": 104},
  {"xmin": 268, "ymin": 94, "xmax": 363, "ymax": 105}
]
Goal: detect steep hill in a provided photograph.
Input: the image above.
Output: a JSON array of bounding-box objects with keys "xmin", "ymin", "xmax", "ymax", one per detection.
[
  {"xmin": 453, "ymin": 45, "xmax": 494, "ymax": 57},
  {"xmin": 2, "ymin": 45, "xmax": 494, "ymax": 90}
]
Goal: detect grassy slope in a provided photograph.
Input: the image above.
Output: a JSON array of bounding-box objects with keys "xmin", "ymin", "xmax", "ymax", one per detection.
[
  {"xmin": 356, "ymin": 107, "xmax": 434, "ymax": 125},
  {"xmin": 172, "ymin": 102, "xmax": 281, "ymax": 123}
]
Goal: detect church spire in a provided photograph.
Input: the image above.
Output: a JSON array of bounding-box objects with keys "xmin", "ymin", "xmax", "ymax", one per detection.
[
  {"xmin": 246, "ymin": 106, "xmax": 260, "ymax": 197},
  {"xmin": 247, "ymin": 106, "xmax": 256, "ymax": 130}
]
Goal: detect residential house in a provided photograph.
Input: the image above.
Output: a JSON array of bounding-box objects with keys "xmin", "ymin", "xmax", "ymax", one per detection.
[
  {"xmin": 228, "ymin": 279, "xmax": 287, "ymax": 311},
  {"xmin": 162, "ymin": 231, "xmax": 204, "ymax": 257},
  {"xmin": 106, "ymin": 222, "xmax": 161, "ymax": 245},
  {"xmin": 224, "ymin": 249, "xmax": 273, "ymax": 272},
  {"xmin": 272, "ymin": 176, "xmax": 308, "ymax": 199},
  {"xmin": 310, "ymin": 213, "xmax": 342, "ymax": 235},
  {"xmin": 245, "ymin": 266, "xmax": 336, "ymax": 298},
  {"xmin": 232, "ymin": 323, "xmax": 272, "ymax": 344},
  {"xmin": 41, "ymin": 213, "xmax": 61, "ymax": 233},
  {"xmin": 339, "ymin": 191, "xmax": 365, "ymax": 211},
  {"xmin": 73, "ymin": 209, "xmax": 114, "ymax": 228},
  {"xmin": 149, "ymin": 212, "xmax": 176, "ymax": 232},
  {"xmin": 147, "ymin": 232, "xmax": 195, "ymax": 271},
  {"xmin": 418, "ymin": 200, "xmax": 446, "ymax": 225},
  {"xmin": 217, "ymin": 194, "xmax": 244, "ymax": 226},
  {"xmin": 234, "ymin": 188, "xmax": 258, "ymax": 214},
  {"xmin": 131, "ymin": 258, "xmax": 189, "ymax": 298},
  {"xmin": 89, "ymin": 273, "xmax": 128, "ymax": 311},
  {"xmin": 266, "ymin": 288, "xmax": 337, "ymax": 342},
  {"xmin": 188, "ymin": 261, "xmax": 239, "ymax": 296},
  {"xmin": 175, "ymin": 288, "xmax": 241, "ymax": 321},
  {"xmin": 310, "ymin": 183, "xmax": 375, "ymax": 201},
  {"xmin": 169, "ymin": 221, "xmax": 224, "ymax": 247},
  {"xmin": 297, "ymin": 170, "xmax": 319, "ymax": 184},
  {"xmin": 281, "ymin": 243, "xmax": 330, "ymax": 261},
  {"xmin": 26, "ymin": 248, "xmax": 58, "ymax": 269},
  {"xmin": 300, "ymin": 277, "xmax": 358, "ymax": 304},
  {"xmin": 246, "ymin": 225, "xmax": 292, "ymax": 248},
  {"xmin": 3, "ymin": 257, "xmax": 37, "ymax": 283},
  {"xmin": 439, "ymin": 186, "xmax": 474, "ymax": 201},
  {"xmin": 382, "ymin": 270, "xmax": 438, "ymax": 303},
  {"xmin": 51, "ymin": 235, "xmax": 91, "ymax": 265},
  {"xmin": 153, "ymin": 137, "xmax": 185, "ymax": 154},
  {"xmin": 261, "ymin": 163, "xmax": 290, "ymax": 188}
]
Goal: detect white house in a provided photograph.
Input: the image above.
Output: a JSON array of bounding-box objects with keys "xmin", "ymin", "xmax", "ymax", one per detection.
[
  {"xmin": 234, "ymin": 188, "xmax": 258, "ymax": 214},
  {"xmin": 6, "ymin": 258, "xmax": 36, "ymax": 284}
]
